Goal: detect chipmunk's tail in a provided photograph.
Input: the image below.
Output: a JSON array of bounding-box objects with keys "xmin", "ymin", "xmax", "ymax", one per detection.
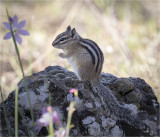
[{"xmin": 91, "ymin": 81, "xmax": 149, "ymax": 133}]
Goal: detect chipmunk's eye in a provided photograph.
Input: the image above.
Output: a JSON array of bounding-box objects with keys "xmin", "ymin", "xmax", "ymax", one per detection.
[{"xmin": 60, "ymin": 38, "xmax": 66, "ymax": 41}]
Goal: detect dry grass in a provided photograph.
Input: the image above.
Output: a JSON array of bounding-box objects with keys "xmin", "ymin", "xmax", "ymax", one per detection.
[{"xmin": 0, "ymin": 0, "xmax": 159, "ymax": 102}]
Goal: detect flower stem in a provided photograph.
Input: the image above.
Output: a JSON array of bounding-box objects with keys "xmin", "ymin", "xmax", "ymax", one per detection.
[
  {"xmin": 66, "ymin": 102, "xmax": 74, "ymax": 137},
  {"xmin": 6, "ymin": 8, "xmax": 36, "ymax": 137},
  {"xmin": 15, "ymin": 88, "xmax": 18, "ymax": 137},
  {"xmin": 49, "ymin": 120, "xmax": 54, "ymax": 137}
]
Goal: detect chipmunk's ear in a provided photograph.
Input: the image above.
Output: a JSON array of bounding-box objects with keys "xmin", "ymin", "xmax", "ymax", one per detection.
[
  {"xmin": 71, "ymin": 28, "xmax": 76, "ymax": 37},
  {"xmin": 71, "ymin": 28, "xmax": 80, "ymax": 39},
  {"xmin": 66, "ymin": 26, "xmax": 71, "ymax": 32}
]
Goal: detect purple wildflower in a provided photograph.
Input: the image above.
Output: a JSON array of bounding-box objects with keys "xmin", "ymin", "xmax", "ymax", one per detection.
[
  {"xmin": 53, "ymin": 111, "xmax": 61, "ymax": 125},
  {"xmin": 9, "ymin": 17, "xmax": 13, "ymax": 24},
  {"xmin": 35, "ymin": 123, "xmax": 42, "ymax": 134},
  {"xmin": 35, "ymin": 106, "xmax": 61, "ymax": 134},
  {"xmin": 38, "ymin": 112, "xmax": 53, "ymax": 126},
  {"xmin": 3, "ymin": 15, "xmax": 30, "ymax": 44},
  {"xmin": 55, "ymin": 127, "xmax": 67, "ymax": 137},
  {"xmin": 47, "ymin": 106, "xmax": 52, "ymax": 113},
  {"xmin": 35, "ymin": 107, "xmax": 46, "ymax": 134},
  {"xmin": 69, "ymin": 88, "xmax": 77, "ymax": 94},
  {"xmin": 69, "ymin": 89, "xmax": 78, "ymax": 97},
  {"xmin": 36, "ymin": 107, "xmax": 54, "ymax": 128}
]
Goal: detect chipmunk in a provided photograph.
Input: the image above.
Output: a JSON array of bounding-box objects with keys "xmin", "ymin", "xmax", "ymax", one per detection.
[{"xmin": 52, "ymin": 26, "xmax": 149, "ymax": 133}]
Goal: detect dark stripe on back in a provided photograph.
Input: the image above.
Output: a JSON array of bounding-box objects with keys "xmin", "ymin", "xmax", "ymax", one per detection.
[
  {"xmin": 87, "ymin": 39, "xmax": 104, "ymax": 71},
  {"xmin": 83, "ymin": 45, "xmax": 96, "ymax": 65},
  {"xmin": 81, "ymin": 39, "xmax": 103, "ymax": 72},
  {"xmin": 92, "ymin": 40, "xmax": 103, "ymax": 60},
  {"xmin": 86, "ymin": 39, "xmax": 104, "ymax": 62}
]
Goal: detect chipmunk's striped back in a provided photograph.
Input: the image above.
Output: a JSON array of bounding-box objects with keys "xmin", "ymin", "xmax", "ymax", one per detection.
[{"xmin": 79, "ymin": 38, "xmax": 104, "ymax": 75}]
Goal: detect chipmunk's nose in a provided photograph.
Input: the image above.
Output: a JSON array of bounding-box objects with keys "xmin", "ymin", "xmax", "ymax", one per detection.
[{"xmin": 52, "ymin": 41, "xmax": 56, "ymax": 46}]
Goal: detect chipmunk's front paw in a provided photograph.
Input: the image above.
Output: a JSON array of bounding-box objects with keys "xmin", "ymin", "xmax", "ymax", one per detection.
[{"xmin": 59, "ymin": 53, "xmax": 65, "ymax": 58}]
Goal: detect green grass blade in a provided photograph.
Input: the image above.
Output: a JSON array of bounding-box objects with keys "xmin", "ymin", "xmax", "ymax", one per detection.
[
  {"xmin": 66, "ymin": 102, "xmax": 74, "ymax": 137},
  {"xmin": 15, "ymin": 87, "xmax": 18, "ymax": 137}
]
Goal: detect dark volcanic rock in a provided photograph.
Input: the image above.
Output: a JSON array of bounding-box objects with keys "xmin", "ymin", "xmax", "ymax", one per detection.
[{"xmin": 0, "ymin": 66, "xmax": 159, "ymax": 136}]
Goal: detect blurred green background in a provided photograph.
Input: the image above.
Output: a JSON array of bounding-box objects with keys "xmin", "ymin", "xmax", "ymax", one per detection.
[{"xmin": 0, "ymin": 0, "xmax": 159, "ymax": 102}]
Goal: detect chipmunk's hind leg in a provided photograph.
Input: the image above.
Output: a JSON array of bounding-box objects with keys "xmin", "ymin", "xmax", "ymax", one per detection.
[{"xmin": 78, "ymin": 62, "xmax": 99, "ymax": 82}]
